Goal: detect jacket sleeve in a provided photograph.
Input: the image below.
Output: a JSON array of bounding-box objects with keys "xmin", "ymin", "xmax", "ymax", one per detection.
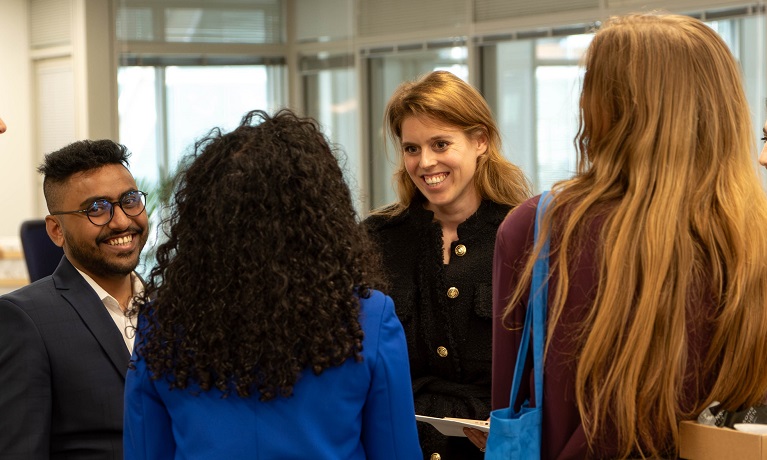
[
  {"xmin": 491, "ymin": 196, "xmax": 539, "ymax": 411},
  {"xmin": 361, "ymin": 294, "xmax": 422, "ymax": 459},
  {"xmin": 0, "ymin": 298, "xmax": 51, "ymax": 460},
  {"xmin": 123, "ymin": 315, "xmax": 175, "ymax": 460}
]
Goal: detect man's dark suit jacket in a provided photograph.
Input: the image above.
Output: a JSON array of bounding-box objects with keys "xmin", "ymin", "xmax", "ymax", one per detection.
[{"xmin": 0, "ymin": 256, "xmax": 130, "ymax": 459}]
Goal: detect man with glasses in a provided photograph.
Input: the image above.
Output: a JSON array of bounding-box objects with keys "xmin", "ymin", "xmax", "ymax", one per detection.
[{"xmin": 0, "ymin": 139, "xmax": 149, "ymax": 459}]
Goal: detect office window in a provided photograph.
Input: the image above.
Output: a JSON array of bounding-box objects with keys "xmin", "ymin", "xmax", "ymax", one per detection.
[
  {"xmin": 481, "ymin": 32, "xmax": 588, "ymax": 193},
  {"xmin": 117, "ymin": 67, "xmax": 158, "ymax": 183},
  {"xmin": 301, "ymin": 55, "xmax": 363, "ymax": 211},
  {"xmin": 118, "ymin": 64, "xmax": 286, "ymax": 183},
  {"xmin": 481, "ymin": 14, "xmax": 766, "ymax": 193},
  {"xmin": 116, "ymin": 1, "xmax": 288, "ymax": 182}
]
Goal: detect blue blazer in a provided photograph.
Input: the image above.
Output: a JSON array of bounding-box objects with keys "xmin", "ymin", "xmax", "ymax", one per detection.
[
  {"xmin": 0, "ymin": 256, "xmax": 129, "ymax": 459},
  {"xmin": 124, "ymin": 290, "xmax": 422, "ymax": 459}
]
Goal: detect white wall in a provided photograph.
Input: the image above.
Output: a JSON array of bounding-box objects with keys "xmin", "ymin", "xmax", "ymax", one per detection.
[{"xmin": 0, "ymin": 0, "xmax": 35, "ymax": 239}]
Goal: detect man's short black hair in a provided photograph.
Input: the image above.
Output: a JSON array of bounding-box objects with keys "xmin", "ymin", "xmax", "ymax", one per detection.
[{"xmin": 38, "ymin": 139, "xmax": 132, "ymax": 211}]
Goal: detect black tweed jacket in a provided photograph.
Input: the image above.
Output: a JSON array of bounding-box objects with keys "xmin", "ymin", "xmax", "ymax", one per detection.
[{"xmin": 365, "ymin": 199, "xmax": 512, "ymax": 460}]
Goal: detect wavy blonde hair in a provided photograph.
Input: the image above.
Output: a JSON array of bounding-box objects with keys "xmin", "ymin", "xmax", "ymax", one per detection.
[
  {"xmin": 374, "ymin": 70, "xmax": 531, "ymax": 215},
  {"xmin": 503, "ymin": 13, "xmax": 767, "ymax": 458}
]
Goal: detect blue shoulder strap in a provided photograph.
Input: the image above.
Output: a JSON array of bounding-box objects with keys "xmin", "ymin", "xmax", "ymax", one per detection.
[{"xmin": 508, "ymin": 191, "xmax": 552, "ymax": 411}]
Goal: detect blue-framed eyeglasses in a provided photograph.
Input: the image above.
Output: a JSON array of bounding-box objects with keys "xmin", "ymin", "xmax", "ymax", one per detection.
[{"xmin": 50, "ymin": 190, "xmax": 148, "ymax": 226}]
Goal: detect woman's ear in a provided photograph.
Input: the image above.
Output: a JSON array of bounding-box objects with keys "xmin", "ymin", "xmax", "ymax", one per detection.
[{"xmin": 475, "ymin": 130, "xmax": 489, "ymax": 156}]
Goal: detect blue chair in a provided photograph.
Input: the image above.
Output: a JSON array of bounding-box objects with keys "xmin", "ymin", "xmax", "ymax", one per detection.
[{"xmin": 20, "ymin": 219, "xmax": 64, "ymax": 282}]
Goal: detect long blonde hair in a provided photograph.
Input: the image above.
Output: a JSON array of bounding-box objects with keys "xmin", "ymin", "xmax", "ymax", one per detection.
[
  {"xmin": 504, "ymin": 13, "xmax": 767, "ymax": 457},
  {"xmin": 375, "ymin": 70, "xmax": 531, "ymax": 215}
]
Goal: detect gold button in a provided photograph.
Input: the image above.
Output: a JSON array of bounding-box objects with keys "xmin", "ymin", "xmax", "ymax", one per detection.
[
  {"xmin": 454, "ymin": 244, "xmax": 467, "ymax": 256},
  {"xmin": 437, "ymin": 346, "xmax": 448, "ymax": 357},
  {"xmin": 430, "ymin": 454, "xmax": 442, "ymax": 460},
  {"xmin": 447, "ymin": 287, "xmax": 459, "ymax": 298}
]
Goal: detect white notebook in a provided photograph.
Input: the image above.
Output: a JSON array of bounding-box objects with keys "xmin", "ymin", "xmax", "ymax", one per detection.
[{"xmin": 415, "ymin": 415, "xmax": 490, "ymax": 437}]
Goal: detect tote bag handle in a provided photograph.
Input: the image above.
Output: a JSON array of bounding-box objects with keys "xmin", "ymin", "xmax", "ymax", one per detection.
[
  {"xmin": 508, "ymin": 191, "xmax": 552, "ymax": 419},
  {"xmin": 485, "ymin": 192, "xmax": 553, "ymax": 460}
]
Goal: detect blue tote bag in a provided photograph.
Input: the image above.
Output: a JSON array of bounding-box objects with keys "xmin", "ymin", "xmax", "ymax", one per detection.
[{"xmin": 485, "ymin": 191, "xmax": 552, "ymax": 460}]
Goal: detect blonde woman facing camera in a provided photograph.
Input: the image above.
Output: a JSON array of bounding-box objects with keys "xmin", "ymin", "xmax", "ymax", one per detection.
[
  {"xmin": 492, "ymin": 13, "xmax": 767, "ymax": 459},
  {"xmin": 365, "ymin": 70, "xmax": 531, "ymax": 459}
]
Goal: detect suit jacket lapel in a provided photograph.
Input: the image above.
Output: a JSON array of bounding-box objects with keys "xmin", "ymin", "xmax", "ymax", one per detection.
[{"xmin": 52, "ymin": 258, "xmax": 131, "ymax": 378}]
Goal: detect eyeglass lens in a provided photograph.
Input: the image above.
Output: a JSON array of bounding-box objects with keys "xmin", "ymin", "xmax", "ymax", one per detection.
[{"xmin": 87, "ymin": 191, "xmax": 146, "ymax": 225}]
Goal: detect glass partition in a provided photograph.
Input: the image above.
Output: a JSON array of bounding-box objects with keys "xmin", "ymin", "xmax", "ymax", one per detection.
[
  {"xmin": 481, "ymin": 16, "xmax": 766, "ymax": 192},
  {"xmin": 301, "ymin": 56, "xmax": 363, "ymax": 211}
]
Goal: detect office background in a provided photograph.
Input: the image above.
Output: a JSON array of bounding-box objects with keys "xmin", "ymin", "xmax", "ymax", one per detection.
[{"xmin": 0, "ymin": 0, "xmax": 765, "ymax": 281}]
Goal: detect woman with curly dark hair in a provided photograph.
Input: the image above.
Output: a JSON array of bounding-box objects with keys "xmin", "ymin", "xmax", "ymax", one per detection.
[{"xmin": 123, "ymin": 109, "xmax": 421, "ymax": 459}]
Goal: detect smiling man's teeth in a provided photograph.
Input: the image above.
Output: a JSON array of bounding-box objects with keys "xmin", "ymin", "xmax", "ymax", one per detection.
[
  {"xmin": 108, "ymin": 235, "xmax": 133, "ymax": 246},
  {"xmin": 424, "ymin": 173, "xmax": 447, "ymax": 185}
]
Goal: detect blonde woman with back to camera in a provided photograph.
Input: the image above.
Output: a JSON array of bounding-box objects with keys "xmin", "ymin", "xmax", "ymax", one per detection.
[
  {"xmin": 365, "ymin": 70, "xmax": 531, "ymax": 459},
  {"xmin": 491, "ymin": 13, "xmax": 767, "ymax": 459}
]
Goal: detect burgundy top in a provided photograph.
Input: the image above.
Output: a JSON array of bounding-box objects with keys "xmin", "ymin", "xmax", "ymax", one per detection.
[{"xmin": 491, "ymin": 195, "xmax": 719, "ymax": 459}]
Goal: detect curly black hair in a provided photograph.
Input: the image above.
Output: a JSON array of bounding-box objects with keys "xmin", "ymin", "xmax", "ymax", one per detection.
[{"xmin": 134, "ymin": 109, "xmax": 384, "ymax": 401}]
